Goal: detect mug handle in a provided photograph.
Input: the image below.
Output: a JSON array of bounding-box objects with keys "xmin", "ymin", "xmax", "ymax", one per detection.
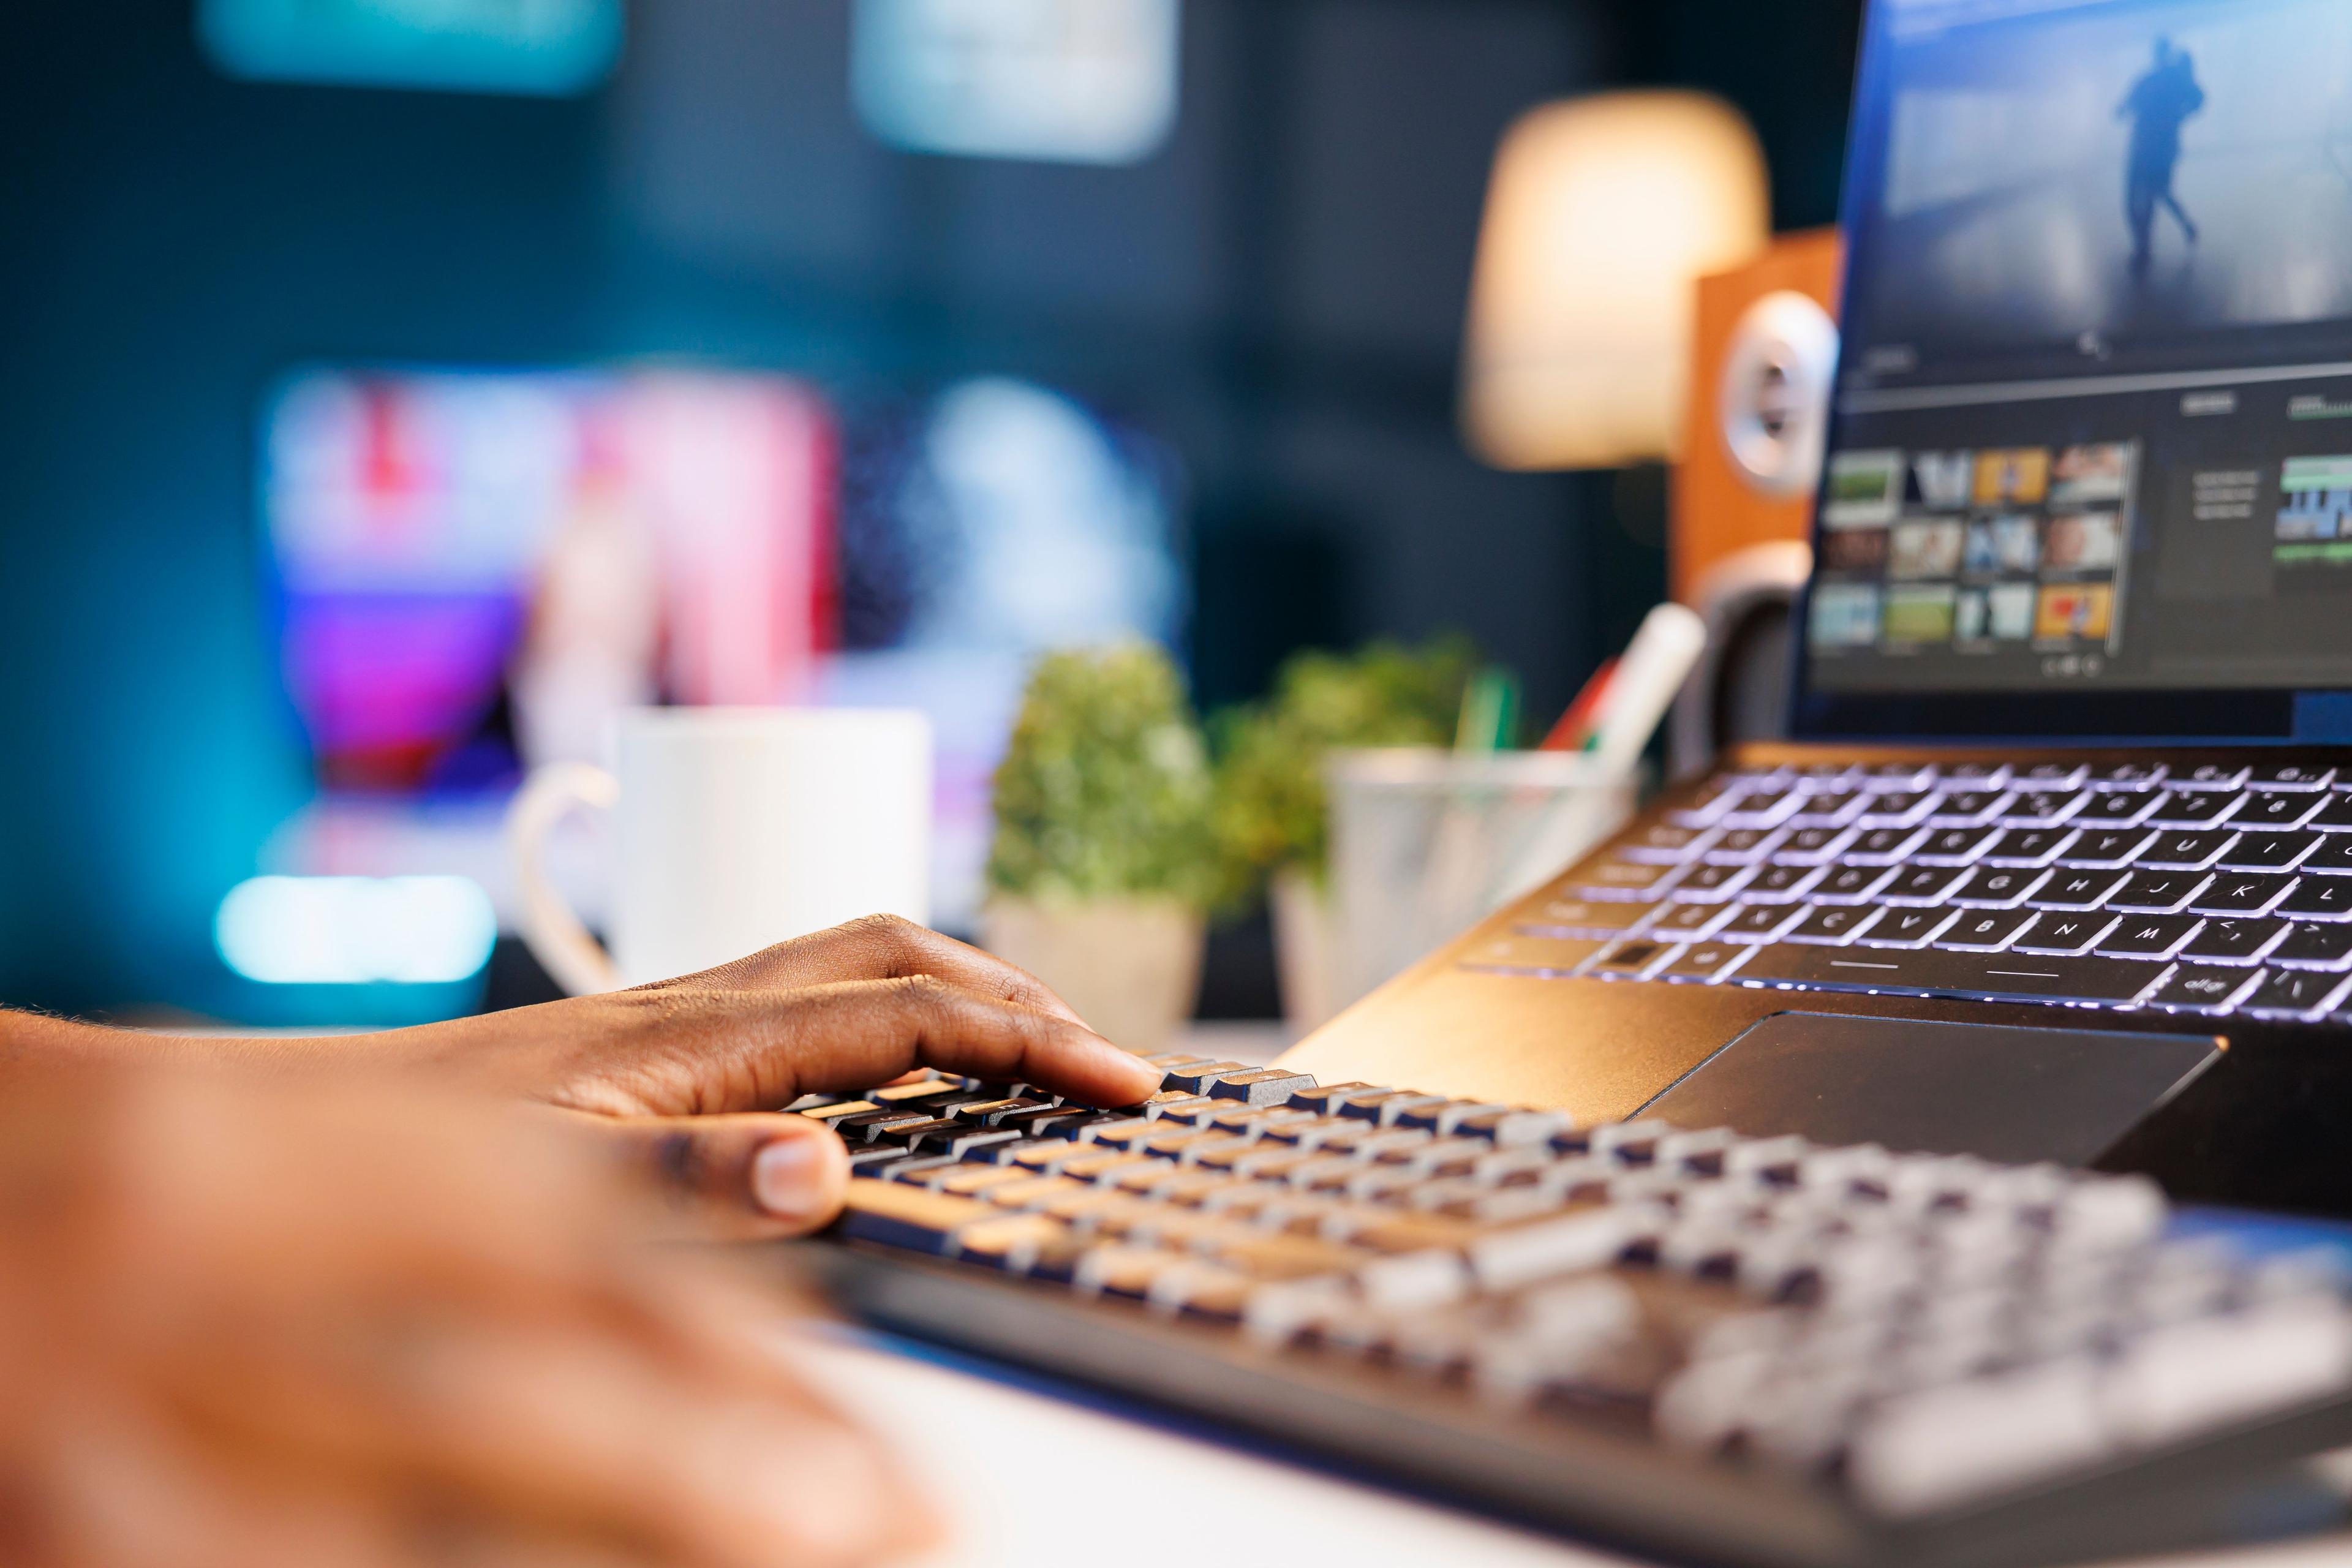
[{"xmin": 507, "ymin": 763, "xmax": 624, "ymax": 996}]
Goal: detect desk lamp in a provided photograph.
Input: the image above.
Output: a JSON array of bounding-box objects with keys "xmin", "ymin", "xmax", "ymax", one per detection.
[{"xmin": 1460, "ymin": 91, "xmax": 1770, "ymax": 471}]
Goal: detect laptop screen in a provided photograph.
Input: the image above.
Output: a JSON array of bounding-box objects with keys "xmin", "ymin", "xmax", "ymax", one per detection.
[{"xmin": 1796, "ymin": 0, "xmax": 2352, "ymax": 741}]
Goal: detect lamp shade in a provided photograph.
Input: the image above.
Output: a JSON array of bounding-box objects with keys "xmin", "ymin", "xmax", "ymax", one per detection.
[{"xmin": 1461, "ymin": 92, "xmax": 1769, "ymax": 471}]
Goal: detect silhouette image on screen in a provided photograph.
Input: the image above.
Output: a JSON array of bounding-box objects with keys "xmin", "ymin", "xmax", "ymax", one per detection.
[{"xmin": 2117, "ymin": 37, "xmax": 2204, "ymax": 277}]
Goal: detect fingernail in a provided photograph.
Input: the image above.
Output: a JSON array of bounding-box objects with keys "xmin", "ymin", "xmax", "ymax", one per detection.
[{"xmin": 752, "ymin": 1136, "xmax": 832, "ymax": 1221}]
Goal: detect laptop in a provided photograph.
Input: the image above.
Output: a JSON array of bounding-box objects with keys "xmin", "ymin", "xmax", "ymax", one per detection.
[{"xmin": 1286, "ymin": 0, "xmax": 2352, "ymax": 1217}]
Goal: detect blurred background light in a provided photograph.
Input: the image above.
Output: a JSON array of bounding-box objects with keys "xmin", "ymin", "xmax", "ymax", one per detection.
[
  {"xmin": 216, "ymin": 875, "xmax": 498, "ymax": 984},
  {"xmin": 198, "ymin": 0, "xmax": 622, "ymax": 96},
  {"xmin": 851, "ymin": 0, "xmax": 1181, "ymax": 164},
  {"xmin": 1461, "ymin": 91, "xmax": 1770, "ymax": 470}
]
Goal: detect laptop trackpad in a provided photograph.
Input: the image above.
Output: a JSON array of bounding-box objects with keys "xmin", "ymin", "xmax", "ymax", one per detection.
[{"xmin": 1638, "ymin": 1012, "xmax": 2222, "ymax": 1166}]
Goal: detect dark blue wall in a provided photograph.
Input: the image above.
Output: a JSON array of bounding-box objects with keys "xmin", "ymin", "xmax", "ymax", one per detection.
[{"xmin": 0, "ymin": 0, "xmax": 1856, "ymax": 1017}]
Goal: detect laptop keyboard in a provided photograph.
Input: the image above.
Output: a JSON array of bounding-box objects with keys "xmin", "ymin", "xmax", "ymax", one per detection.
[
  {"xmin": 807, "ymin": 1058, "xmax": 2352, "ymax": 1533},
  {"xmin": 1488, "ymin": 760, "xmax": 2352, "ymax": 1021}
]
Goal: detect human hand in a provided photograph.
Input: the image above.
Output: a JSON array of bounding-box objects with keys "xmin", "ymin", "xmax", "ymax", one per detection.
[
  {"xmin": 401, "ymin": 916, "xmax": 1164, "ymax": 1241},
  {"xmin": 0, "ymin": 1065, "xmax": 933, "ymax": 1568}
]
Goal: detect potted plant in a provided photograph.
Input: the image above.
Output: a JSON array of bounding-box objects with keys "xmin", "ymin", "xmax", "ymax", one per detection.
[
  {"xmin": 1210, "ymin": 637, "xmax": 1478, "ymax": 1031},
  {"xmin": 982, "ymin": 644, "xmax": 1216, "ymax": 1055}
]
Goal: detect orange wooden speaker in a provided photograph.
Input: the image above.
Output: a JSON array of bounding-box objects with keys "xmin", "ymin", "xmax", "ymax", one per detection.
[
  {"xmin": 1665, "ymin": 229, "xmax": 1842, "ymax": 777},
  {"xmin": 1670, "ymin": 228, "xmax": 1843, "ymax": 605}
]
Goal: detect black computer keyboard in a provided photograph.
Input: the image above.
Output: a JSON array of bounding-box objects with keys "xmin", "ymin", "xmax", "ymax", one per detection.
[
  {"xmin": 1484, "ymin": 758, "xmax": 2352, "ymax": 1020},
  {"xmin": 799, "ymin": 1057, "xmax": 2352, "ymax": 1568}
]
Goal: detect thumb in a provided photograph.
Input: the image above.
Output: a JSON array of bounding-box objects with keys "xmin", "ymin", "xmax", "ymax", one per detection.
[{"xmin": 591, "ymin": 1113, "xmax": 853, "ymax": 1242}]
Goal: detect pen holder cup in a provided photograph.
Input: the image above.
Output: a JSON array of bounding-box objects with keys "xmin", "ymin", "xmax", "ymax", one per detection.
[{"xmin": 1322, "ymin": 748, "xmax": 1639, "ymax": 1014}]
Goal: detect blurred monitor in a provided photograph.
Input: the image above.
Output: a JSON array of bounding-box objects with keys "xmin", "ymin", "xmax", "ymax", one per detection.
[
  {"xmin": 851, "ymin": 0, "xmax": 1181, "ymax": 164},
  {"xmin": 199, "ymin": 0, "xmax": 622, "ymax": 96},
  {"xmin": 259, "ymin": 368, "xmax": 1183, "ymax": 935}
]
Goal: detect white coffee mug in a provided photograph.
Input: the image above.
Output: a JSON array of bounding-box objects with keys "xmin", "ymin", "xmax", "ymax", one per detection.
[{"xmin": 508, "ymin": 708, "xmax": 932, "ymax": 993}]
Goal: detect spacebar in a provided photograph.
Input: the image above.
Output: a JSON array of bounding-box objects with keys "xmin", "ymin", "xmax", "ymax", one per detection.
[{"xmin": 1734, "ymin": 944, "xmax": 2161, "ymax": 1005}]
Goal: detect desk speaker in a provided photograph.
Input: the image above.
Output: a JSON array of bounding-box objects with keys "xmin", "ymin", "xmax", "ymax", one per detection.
[{"xmin": 1668, "ymin": 229, "xmax": 1841, "ymax": 777}]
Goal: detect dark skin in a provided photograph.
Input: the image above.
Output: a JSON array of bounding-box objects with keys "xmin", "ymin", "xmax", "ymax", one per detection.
[
  {"xmin": 0, "ymin": 916, "xmax": 1161, "ymax": 1568},
  {"xmin": 6, "ymin": 915, "xmax": 1166, "ymax": 1240},
  {"xmin": 0, "ymin": 1066, "xmax": 938, "ymax": 1568}
]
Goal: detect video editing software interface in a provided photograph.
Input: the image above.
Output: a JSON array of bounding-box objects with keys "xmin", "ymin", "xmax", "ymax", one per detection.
[{"xmin": 1808, "ymin": 0, "xmax": 2352, "ymax": 696}]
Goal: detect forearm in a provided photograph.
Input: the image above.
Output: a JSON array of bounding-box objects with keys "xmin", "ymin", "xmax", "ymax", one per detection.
[{"xmin": 0, "ymin": 1009, "xmax": 412, "ymax": 1077}]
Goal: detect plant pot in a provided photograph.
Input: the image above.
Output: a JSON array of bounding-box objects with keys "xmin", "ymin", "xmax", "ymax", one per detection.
[
  {"xmin": 1268, "ymin": 867, "xmax": 1344, "ymax": 1035},
  {"xmin": 979, "ymin": 896, "xmax": 1206, "ymax": 1057}
]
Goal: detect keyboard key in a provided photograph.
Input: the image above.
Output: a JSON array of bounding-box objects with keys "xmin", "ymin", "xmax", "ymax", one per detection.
[
  {"xmin": 798, "ymin": 1098, "xmax": 883, "ymax": 1125},
  {"xmin": 1950, "ymin": 867, "xmax": 2048, "ymax": 908},
  {"xmin": 1668, "ymin": 864, "xmax": 1758, "ymax": 903},
  {"xmin": 1784, "ymin": 904, "xmax": 1885, "ymax": 945},
  {"xmin": 1586, "ymin": 940, "xmax": 1675, "ymax": 979},
  {"xmin": 2058, "ymin": 829, "xmax": 2157, "ymax": 868},
  {"xmin": 1859, "ymin": 761, "xmax": 1939, "ymax": 790},
  {"xmin": 1844, "ymin": 826, "xmax": 1932, "ymax": 864},
  {"xmin": 2073, "ymin": 791, "xmax": 2162, "ymax": 828},
  {"xmin": 2247, "ymin": 764, "xmax": 2337, "ymax": 792},
  {"xmin": 1741, "ymin": 864, "xmax": 1826, "ymax": 903},
  {"xmin": 1619, "ymin": 823, "xmax": 1714, "ymax": 862},
  {"xmin": 2019, "ymin": 763, "xmax": 2089, "ymax": 789},
  {"xmin": 2241, "ymin": 968, "xmax": 2352, "ymax": 1019},
  {"xmin": 1521, "ymin": 897, "xmax": 1657, "ymax": 937},
  {"xmin": 1282, "ymin": 1082, "xmax": 1381, "ymax": 1115},
  {"xmin": 1207, "ymin": 1068, "xmax": 1317, "ymax": 1106},
  {"xmin": 1722, "ymin": 790, "xmax": 1801, "ymax": 827},
  {"xmin": 2267, "ymin": 922, "xmax": 2352, "ymax": 971},
  {"xmin": 1335, "ymin": 1090, "xmax": 1449, "ymax": 1126},
  {"xmin": 1790, "ymin": 791, "xmax": 1868, "ymax": 827},
  {"xmin": 1937, "ymin": 909, "xmax": 2039, "ymax": 952},
  {"xmin": 1928, "ymin": 792, "xmax": 2011, "ymax": 826},
  {"xmin": 2006, "ymin": 791, "xmax": 2087, "ymax": 826},
  {"xmin": 1774, "ymin": 826, "xmax": 1855, "ymax": 864},
  {"xmin": 2108, "ymin": 873, "xmax": 2210, "ymax": 913},
  {"xmin": 2095, "ymin": 915, "xmax": 2203, "ymax": 961},
  {"xmin": 1882, "ymin": 865, "xmax": 1975, "ymax": 905},
  {"xmin": 1812, "ymin": 864, "xmax": 1899, "ymax": 904},
  {"xmin": 1858, "ymin": 793, "xmax": 1936, "ymax": 827},
  {"xmin": 839, "ymin": 1179, "xmax": 997, "ymax": 1254},
  {"xmin": 1981, "ymin": 828, "xmax": 2076, "ymax": 867},
  {"xmin": 2146, "ymin": 966, "xmax": 2261, "ymax": 1012},
  {"xmin": 1665, "ymin": 777, "xmax": 1748, "ymax": 826},
  {"xmin": 2176, "ymin": 763, "xmax": 2250, "ymax": 791},
  {"xmin": 1161, "ymin": 1061, "xmax": 1252, "ymax": 1095},
  {"xmin": 1642, "ymin": 902, "xmax": 1731, "ymax": 940},
  {"xmin": 2144, "ymin": 791, "xmax": 2242, "ymax": 829},
  {"xmin": 2030, "ymin": 870, "xmax": 2130, "ymax": 910},
  {"xmin": 834, "ymin": 1109, "xmax": 950, "ymax": 1142},
  {"xmin": 2086, "ymin": 762, "xmax": 2169, "ymax": 790},
  {"xmin": 2215, "ymin": 833, "xmax": 2318, "ymax": 872},
  {"xmin": 1705, "ymin": 828, "xmax": 1787, "ymax": 864},
  {"xmin": 1916, "ymin": 826, "xmax": 2001, "ymax": 864},
  {"xmin": 1576, "ymin": 859, "xmax": 1682, "ymax": 899},
  {"xmin": 2179, "ymin": 919, "xmax": 2289, "ymax": 967},
  {"xmin": 1714, "ymin": 904, "xmax": 1809, "ymax": 944},
  {"xmin": 2236, "ymin": 792, "xmax": 2329, "ymax": 831},
  {"xmin": 2310, "ymin": 796, "xmax": 2352, "ymax": 832},
  {"xmin": 2280, "ymin": 878, "xmax": 2352, "ymax": 921},
  {"xmin": 2189, "ymin": 873, "xmax": 2295, "ymax": 916},
  {"xmin": 2011, "ymin": 913, "xmax": 2119, "ymax": 956},
  {"xmin": 1943, "ymin": 762, "xmax": 2013, "ymax": 788},
  {"xmin": 2301, "ymin": 836, "xmax": 2352, "ymax": 873},
  {"xmin": 1858, "ymin": 907, "xmax": 1962, "ymax": 948},
  {"xmin": 1643, "ymin": 900, "xmax": 1731, "ymax": 939},
  {"xmin": 2137, "ymin": 832, "xmax": 2233, "ymax": 871}
]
